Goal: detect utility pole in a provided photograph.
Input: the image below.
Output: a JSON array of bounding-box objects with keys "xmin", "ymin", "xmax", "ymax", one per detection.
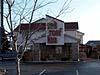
[{"xmin": 0, "ymin": 0, "xmax": 4, "ymax": 50}]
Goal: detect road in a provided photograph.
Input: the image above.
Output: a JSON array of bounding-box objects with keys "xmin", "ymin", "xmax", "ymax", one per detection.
[
  {"xmin": 0, "ymin": 60, "xmax": 100, "ymax": 75},
  {"xmin": 43, "ymin": 60, "xmax": 100, "ymax": 75}
]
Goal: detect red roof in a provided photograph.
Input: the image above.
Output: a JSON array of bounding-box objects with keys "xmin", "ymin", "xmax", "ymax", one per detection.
[{"xmin": 64, "ymin": 22, "xmax": 78, "ymax": 31}]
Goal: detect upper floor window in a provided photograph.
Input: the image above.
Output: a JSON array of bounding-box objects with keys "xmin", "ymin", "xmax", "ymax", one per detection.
[
  {"xmin": 47, "ymin": 21, "xmax": 57, "ymax": 29},
  {"xmin": 49, "ymin": 30, "xmax": 61, "ymax": 36}
]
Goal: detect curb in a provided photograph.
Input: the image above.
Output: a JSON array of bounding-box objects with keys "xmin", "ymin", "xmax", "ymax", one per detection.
[{"xmin": 22, "ymin": 61, "xmax": 79, "ymax": 65}]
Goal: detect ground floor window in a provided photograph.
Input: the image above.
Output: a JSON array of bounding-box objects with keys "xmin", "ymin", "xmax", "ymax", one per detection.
[{"xmin": 56, "ymin": 47, "xmax": 62, "ymax": 54}]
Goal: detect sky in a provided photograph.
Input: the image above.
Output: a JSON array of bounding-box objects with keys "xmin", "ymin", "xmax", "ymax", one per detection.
[
  {"xmin": 3, "ymin": 0, "xmax": 100, "ymax": 44},
  {"xmin": 33, "ymin": 0, "xmax": 100, "ymax": 44},
  {"xmin": 58, "ymin": 0, "xmax": 100, "ymax": 44},
  {"xmin": 72, "ymin": 0, "xmax": 100, "ymax": 44}
]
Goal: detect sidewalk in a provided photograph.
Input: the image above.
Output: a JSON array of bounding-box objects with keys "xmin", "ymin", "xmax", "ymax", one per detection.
[{"xmin": 22, "ymin": 60, "xmax": 78, "ymax": 64}]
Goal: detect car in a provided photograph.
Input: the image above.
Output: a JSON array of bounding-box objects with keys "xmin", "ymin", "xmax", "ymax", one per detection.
[{"xmin": 0, "ymin": 50, "xmax": 17, "ymax": 60}]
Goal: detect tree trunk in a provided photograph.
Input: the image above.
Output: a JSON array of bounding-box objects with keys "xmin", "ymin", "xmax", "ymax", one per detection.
[{"xmin": 16, "ymin": 58, "xmax": 21, "ymax": 75}]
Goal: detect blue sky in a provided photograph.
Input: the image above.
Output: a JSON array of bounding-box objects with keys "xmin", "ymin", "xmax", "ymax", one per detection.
[
  {"xmin": 57, "ymin": 0, "xmax": 100, "ymax": 44},
  {"xmin": 4, "ymin": 0, "xmax": 100, "ymax": 44},
  {"xmin": 38, "ymin": 0, "xmax": 100, "ymax": 44},
  {"xmin": 34, "ymin": 0, "xmax": 100, "ymax": 44},
  {"xmin": 69, "ymin": 0, "xmax": 100, "ymax": 44}
]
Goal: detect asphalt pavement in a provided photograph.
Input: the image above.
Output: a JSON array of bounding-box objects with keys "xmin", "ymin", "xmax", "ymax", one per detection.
[{"xmin": 0, "ymin": 60, "xmax": 100, "ymax": 75}]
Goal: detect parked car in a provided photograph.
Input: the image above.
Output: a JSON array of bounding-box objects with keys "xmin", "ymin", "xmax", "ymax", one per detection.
[{"xmin": 0, "ymin": 50, "xmax": 17, "ymax": 60}]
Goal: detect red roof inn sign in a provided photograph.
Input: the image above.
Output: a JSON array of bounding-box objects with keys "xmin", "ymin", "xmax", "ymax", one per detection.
[{"xmin": 46, "ymin": 20, "xmax": 64, "ymax": 45}]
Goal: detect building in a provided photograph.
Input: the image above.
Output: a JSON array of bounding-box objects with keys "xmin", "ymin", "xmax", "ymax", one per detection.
[
  {"xmin": 86, "ymin": 40, "xmax": 100, "ymax": 47},
  {"xmin": 79, "ymin": 44, "xmax": 92, "ymax": 61},
  {"xmin": 14, "ymin": 15, "xmax": 84, "ymax": 61},
  {"xmin": 86, "ymin": 40, "xmax": 100, "ymax": 59}
]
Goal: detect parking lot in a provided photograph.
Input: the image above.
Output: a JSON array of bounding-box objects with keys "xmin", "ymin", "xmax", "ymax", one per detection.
[{"xmin": 0, "ymin": 60, "xmax": 100, "ymax": 75}]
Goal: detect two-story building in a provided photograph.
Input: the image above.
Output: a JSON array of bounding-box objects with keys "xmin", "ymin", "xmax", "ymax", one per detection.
[{"xmin": 14, "ymin": 15, "xmax": 84, "ymax": 61}]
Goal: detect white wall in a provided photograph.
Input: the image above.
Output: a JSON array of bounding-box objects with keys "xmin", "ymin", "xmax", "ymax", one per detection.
[
  {"xmin": 64, "ymin": 31, "xmax": 84, "ymax": 44},
  {"xmin": 64, "ymin": 35, "xmax": 78, "ymax": 43},
  {"xmin": 15, "ymin": 30, "xmax": 46, "ymax": 45},
  {"xmin": 65, "ymin": 31, "xmax": 76, "ymax": 37},
  {"xmin": 76, "ymin": 31, "xmax": 84, "ymax": 43}
]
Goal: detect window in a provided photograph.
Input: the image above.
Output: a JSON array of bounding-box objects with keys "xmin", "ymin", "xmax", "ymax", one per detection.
[
  {"xmin": 56, "ymin": 47, "xmax": 62, "ymax": 54},
  {"xmin": 47, "ymin": 21, "xmax": 57, "ymax": 29},
  {"xmin": 48, "ymin": 37, "xmax": 57, "ymax": 43},
  {"xmin": 49, "ymin": 30, "xmax": 61, "ymax": 36}
]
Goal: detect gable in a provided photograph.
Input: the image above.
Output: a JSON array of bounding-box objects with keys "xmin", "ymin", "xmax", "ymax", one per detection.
[{"xmin": 46, "ymin": 15, "xmax": 64, "ymax": 22}]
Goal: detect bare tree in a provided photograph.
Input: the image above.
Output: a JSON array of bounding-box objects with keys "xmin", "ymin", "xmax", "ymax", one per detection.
[
  {"xmin": 4, "ymin": 0, "xmax": 58, "ymax": 75},
  {"xmin": 3, "ymin": 0, "xmax": 72, "ymax": 75}
]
